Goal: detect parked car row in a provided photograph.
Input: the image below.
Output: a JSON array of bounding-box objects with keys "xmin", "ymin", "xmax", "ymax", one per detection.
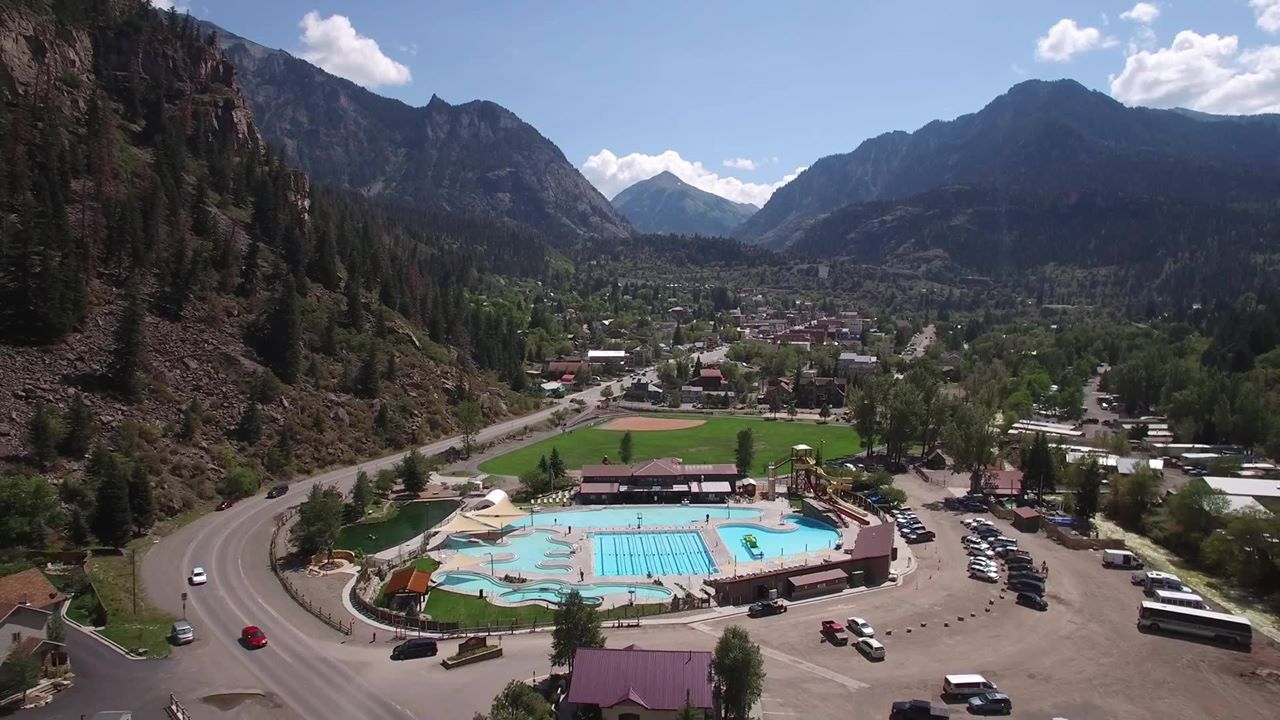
[
  {"xmin": 960, "ymin": 518, "xmax": 1049, "ymax": 611},
  {"xmin": 819, "ymin": 617, "xmax": 885, "ymax": 660},
  {"xmin": 891, "ymin": 508, "xmax": 935, "ymax": 544}
]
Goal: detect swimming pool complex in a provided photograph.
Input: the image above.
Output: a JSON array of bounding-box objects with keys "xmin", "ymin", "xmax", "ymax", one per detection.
[
  {"xmin": 435, "ymin": 572, "xmax": 673, "ymax": 606},
  {"xmin": 717, "ymin": 515, "xmax": 842, "ymax": 563},
  {"xmin": 594, "ymin": 531, "xmax": 717, "ymax": 577},
  {"xmin": 448, "ymin": 529, "xmax": 572, "ymax": 573}
]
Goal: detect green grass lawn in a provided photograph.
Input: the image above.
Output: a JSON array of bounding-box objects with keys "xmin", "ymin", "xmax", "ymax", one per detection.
[
  {"xmin": 423, "ymin": 589, "xmax": 668, "ymax": 628},
  {"xmin": 479, "ymin": 415, "xmax": 861, "ymax": 476},
  {"xmin": 84, "ymin": 553, "xmax": 174, "ymax": 658}
]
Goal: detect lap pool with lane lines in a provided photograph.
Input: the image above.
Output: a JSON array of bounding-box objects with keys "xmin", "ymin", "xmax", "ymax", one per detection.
[{"xmin": 593, "ymin": 531, "xmax": 718, "ymax": 577}]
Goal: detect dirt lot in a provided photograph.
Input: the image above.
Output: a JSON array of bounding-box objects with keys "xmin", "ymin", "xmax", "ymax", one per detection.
[
  {"xmin": 598, "ymin": 416, "xmax": 708, "ymax": 431},
  {"xmin": 696, "ymin": 473, "xmax": 1280, "ymax": 720}
]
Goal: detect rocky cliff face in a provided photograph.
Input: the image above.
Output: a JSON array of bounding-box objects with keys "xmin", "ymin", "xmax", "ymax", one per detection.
[{"xmin": 206, "ymin": 21, "xmax": 631, "ymax": 243}]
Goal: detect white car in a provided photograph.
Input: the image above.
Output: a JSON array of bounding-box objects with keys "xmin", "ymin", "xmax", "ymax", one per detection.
[
  {"xmin": 189, "ymin": 567, "xmax": 208, "ymax": 586},
  {"xmin": 968, "ymin": 558, "xmax": 997, "ymax": 571},
  {"xmin": 855, "ymin": 637, "xmax": 886, "ymax": 660},
  {"xmin": 967, "ymin": 547, "xmax": 995, "ymax": 559},
  {"xmin": 846, "ymin": 617, "xmax": 875, "ymax": 638},
  {"xmin": 962, "ymin": 535, "xmax": 986, "ymax": 546},
  {"xmin": 969, "ymin": 568, "xmax": 1000, "ymax": 582}
]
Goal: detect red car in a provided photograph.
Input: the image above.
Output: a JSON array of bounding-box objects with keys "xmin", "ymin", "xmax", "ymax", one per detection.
[
  {"xmin": 216, "ymin": 499, "xmax": 235, "ymax": 511},
  {"xmin": 241, "ymin": 626, "xmax": 268, "ymax": 649}
]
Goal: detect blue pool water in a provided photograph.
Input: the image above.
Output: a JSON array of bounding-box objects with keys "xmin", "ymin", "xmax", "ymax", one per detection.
[
  {"xmin": 717, "ymin": 514, "xmax": 841, "ymax": 563},
  {"xmin": 515, "ymin": 505, "xmax": 761, "ymax": 530},
  {"xmin": 434, "ymin": 572, "xmax": 673, "ymax": 606},
  {"xmin": 448, "ymin": 529, "xmax": 571, "ymax": 573},
  {"xmin": 594, "ymin": 531, "xmax": 717, "ymax": 577}
]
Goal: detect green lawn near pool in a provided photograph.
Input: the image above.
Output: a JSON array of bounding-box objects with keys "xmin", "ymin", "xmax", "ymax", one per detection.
[
  {"xmin": 478, "ymin": 416, "xmax": 861, "ymax": 476},
  {"xmin": 423, "ymin": 588, "xmax": 669, "ymax": 628},
  {"xmin": 336, "ymin": 499, "xmax": 460, "ymax": 554}
]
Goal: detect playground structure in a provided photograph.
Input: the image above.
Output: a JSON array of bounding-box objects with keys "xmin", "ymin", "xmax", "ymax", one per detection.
[
  {"xmin": 741, "ymin": 533, "xmax": 765, "ymax": 559},
  {"xmin": 768, "ymin": 445, "xmax": 873, "ymax": 527}
]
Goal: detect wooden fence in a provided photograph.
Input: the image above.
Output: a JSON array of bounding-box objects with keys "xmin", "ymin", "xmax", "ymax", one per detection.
[{"xmin": 269, "ymin": 510, "xmax": 354, "ymax": 635}]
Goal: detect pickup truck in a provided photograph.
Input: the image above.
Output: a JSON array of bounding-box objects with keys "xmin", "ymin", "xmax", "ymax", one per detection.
[
  {"xmin": 748, "ymin": 600, "xmax": 787, "ymax": 618},
  {"xmin": 820, "ymin": 620, "xmax": 848, "ymax": 645},
  {"xmin": 890, "ymin": 699, "xmax": 951, "ymax": 719}
]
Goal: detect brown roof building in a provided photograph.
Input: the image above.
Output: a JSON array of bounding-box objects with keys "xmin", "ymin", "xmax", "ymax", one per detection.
[
  {"xmin": 578, "ymin": 459, "xmax": 740, "ymax": 505},
  {"xmin": 0, "ymin": 568, "xmax": 65, "ymax": 611}
]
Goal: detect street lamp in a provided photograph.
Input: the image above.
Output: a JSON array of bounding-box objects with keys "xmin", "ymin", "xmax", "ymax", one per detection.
[
  {"xmin": 637, "ymin": 512, "xmax": 643, "ymax": 529},
  {"xmin": 486, "ymin": 552, "xmax": 496, "ymax": 577}
]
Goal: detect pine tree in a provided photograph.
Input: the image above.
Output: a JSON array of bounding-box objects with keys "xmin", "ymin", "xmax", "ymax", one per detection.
[
  {"xmin": 346, "ymin": 273, "xmax": 364, "ymax": 331},
  {"xmin": 236, "ymin": 403, "xmax": 263, "ymax": 444},
  {"xmin": 110, "ymin": 282, "xmax": 147, "ymax": 400},
  {"xmin": 257, "ymin": 275, "xmax": 302, "ymax": 383},
  {"xmin": 91, "ymin": 450, "xmax": 132, "ymax": 547},
  {"xmin": 178, "ymin": 399, "xmax": 201, "ymax": 441},
  {"xmin": 549, "ymin": 447, "xmax": 566, "ymax": 479},
  {"xmin": 61, "ymin": 394, "xmax": 94, "ymax": 458},
  {"xmin": 619, "ymin": 431, "xmax": 634, "ymax": 464},
  {"xmin": 27, "ymin": 402, "xmax": 62, "ymax": 468},
  {"xmin": 398, "ymin": 448, "xmax": 428, "ymax": 493},
  {"xmin": 355, "ymin": 349, "xmax": 380, "ymax": 399},
  {"xmin": 348, "ymin": 470, "xmax": 373, "ymax": 521},
  {"xmin": 127, "ymin": 463, "xmax": 155, "ymax": 533},
  {"xmin": 67, "ymin": 506, "xmax": 91, "ymax": 547},
  {"xmin": 237, "ymin": 239, "xmax": 260, "ymax": 297},
  {"xmin": 321, "ymin": 312, "xmax": 340, "ymax": 355}
]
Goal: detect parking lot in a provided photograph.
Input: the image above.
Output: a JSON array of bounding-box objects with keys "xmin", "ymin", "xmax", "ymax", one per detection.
[{"xmin": 697, "ymin": 473, "xmax": 1280, "ymax": 719}]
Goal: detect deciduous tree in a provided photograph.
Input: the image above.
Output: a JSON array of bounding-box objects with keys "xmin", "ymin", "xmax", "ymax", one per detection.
[
  {"xmin": 290, "ymin": 484, "xmax": 343, "ymax": 559},
  {"xmin": 549, "ymin": 590, "xmax": 603, "ymax": 672},
  {"xmin": 714, "ymin": 625, "xmax": 765, "ymax": 720},
  {"xmin": 457, "ymin": 400, "xmax": 482, "ymax": 457}
]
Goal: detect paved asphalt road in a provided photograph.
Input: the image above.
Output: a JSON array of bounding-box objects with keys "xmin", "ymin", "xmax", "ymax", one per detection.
[
  {"xmin": 23, "ymin": 626, "xmax": 177, "ymax": 720},
  {"xmin": 134, "ymin": 350, "xmax": 725, "ymax": 719}
]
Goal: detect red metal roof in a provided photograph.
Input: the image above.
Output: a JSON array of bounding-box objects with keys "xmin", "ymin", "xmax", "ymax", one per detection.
[
  {"xmin": 566, "ymin": 647, "xmax": 714, "ymax": 711},
  {"xmin": 849, "ymin": 524, "xmax": 894, "ymax": 561},
  {"xmin": 698, "ymin": 368, "xmax": 723, "ymax": 379},
  {"xmin": 384, "ymin": 566, "xmax": 431, "ymax": 595},
  {"xmin": 1013, "ymin": 507, "xmax": 1041, "ymax": 520}
]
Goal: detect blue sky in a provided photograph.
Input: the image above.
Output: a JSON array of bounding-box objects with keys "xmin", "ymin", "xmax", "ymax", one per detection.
[{"xmin": 166, "ymin": 1, "xmax": 1280, "ymax": 205}]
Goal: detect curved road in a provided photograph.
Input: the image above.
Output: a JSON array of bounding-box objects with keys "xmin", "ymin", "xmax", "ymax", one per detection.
[{"xmin": 141, "ymin": 351, "xmax": 724, "ymax": 718}]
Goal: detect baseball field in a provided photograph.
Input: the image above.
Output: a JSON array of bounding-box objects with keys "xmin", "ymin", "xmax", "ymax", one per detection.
[{"xmin": 477, "ymin": 415, "xmax": 862, "ymax": 476}]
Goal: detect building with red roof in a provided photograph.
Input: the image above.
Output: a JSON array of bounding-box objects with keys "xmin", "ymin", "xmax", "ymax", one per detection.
[
  {"xmin": 579, "ymin": 458, "xmax": 740, "ymax": 504},
  {"xmin": 566, "ymin": 646, "xmax": 713, "ymax": 720}
]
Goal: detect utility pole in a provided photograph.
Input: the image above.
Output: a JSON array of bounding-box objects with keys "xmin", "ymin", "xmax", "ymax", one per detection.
[{"xmin": 131, "ymin": 548, "xmax": 138, "ymax": 615}]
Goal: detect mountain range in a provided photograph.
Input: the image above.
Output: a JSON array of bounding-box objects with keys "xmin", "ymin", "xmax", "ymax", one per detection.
[
  {"xmin": 203, "ymin": 21, "xmax": 630, "ymax": 242},
  {"xmin": 738, "ymin": 79, "xmax": 1280, "ymax": 249},
  {"xmin": 611, "ymin": 171, "xmax": 757, "ymax": 236}
]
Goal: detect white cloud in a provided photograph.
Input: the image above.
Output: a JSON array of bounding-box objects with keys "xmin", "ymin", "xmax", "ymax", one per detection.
[
  {"xmin": 581, "ymin": 149, "xmax": 805, "ymax": 207},
  {"xmin": 1253, "ymin": 1, "xmax": 1280, "ymax": 33},
  {"xmin": 1036, "ymin": 19, "xmax": 1111, "ymax": 62},
  {"xmin": 1120, "ymin": 3, "xmax": 1160, "ymax": 24},
  {"xmin": 1110, "ymin": 30, "xmax": 1280, "ymax": 114},
  {"xmin": 399, "ymin": 43, "xmax": 419, "ymax": 57},
  {"xmin": 149, "ymin": 0, "xmax": 190, "ymax": 11},
  {"xmin": 723, "ymin": 158, "xmax": 757, "ymax": 171},
  {"xmin": 297, "ymin": 12, "xmax": 411, "ymax": 88}
]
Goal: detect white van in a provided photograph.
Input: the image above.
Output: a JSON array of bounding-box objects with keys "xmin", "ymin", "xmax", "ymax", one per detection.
[
  {"xmin": 1152, "ymin": 589, "xmax": 1208, "ymax": 610},
  {"xmin": 1102, "ymin": 549, "xmax": 1143, "ymax": 569},
  {"xmin": 856, "ymin": 637, "xmax": 886, "ymax": 660},
  {"xmin": 1144, "ymin": 571, "xmax": 1184, "ymax": 593},
  {"xmin": 943, "ymin": 674, "xmax": 998, "ymax": 698}
]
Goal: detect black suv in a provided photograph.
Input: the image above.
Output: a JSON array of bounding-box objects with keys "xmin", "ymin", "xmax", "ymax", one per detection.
[
  {"xmin": 391, "ymin": 638, "xmax": 439, "ymax": 660},
  {"xmin": 266, "ymin": 484, "xmax": 289, "ymax": 498},
  {"xmin": 1008, "ymin": 578, "xmax": 1046, "ymax": 594},
  {"xmin": 1015, "ymin": 592, "xmax": 1049, "ymax": 611}
]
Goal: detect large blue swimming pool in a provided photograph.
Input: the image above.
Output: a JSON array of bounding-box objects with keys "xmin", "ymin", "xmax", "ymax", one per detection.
[
  {"xmin": 717, "ymin": 514, "xmax": 841, "ymax": 563},
  {"xmin": 594, "ymin": 531, "xmax": 717, "ymax": 577},
  {"xmin": 516, "ymin": 505, "xmax": 761, "ymax": 530}
]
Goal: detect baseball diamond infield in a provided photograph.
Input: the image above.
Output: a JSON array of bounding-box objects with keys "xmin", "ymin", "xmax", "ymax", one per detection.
[{"xmin": 599, "ymin": 416, "xmax": 707, "ymax": 431}]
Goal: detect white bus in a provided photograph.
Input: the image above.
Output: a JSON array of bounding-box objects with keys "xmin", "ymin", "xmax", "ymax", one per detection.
[
  {"xmin": 1143, "ymin": 571, "xmax": 1184, "ymax": 593},
  {"xmin": 1137, "ymin": 602, "xmax": 1252, "ymax": 648},
  {"xmin": 1151, "ymin": 589, "xmax": 1208, "ymax": 610}
]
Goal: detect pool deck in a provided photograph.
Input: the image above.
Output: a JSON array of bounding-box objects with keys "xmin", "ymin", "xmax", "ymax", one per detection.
[{"xmin": 428, "ymin": 500, "xmax": 871, "ymax": 608}]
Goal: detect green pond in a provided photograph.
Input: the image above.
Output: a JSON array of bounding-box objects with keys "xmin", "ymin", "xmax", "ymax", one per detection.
[{"xmin": 336, "ymin": 499, "xmax": 461, "ymax": 554}]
